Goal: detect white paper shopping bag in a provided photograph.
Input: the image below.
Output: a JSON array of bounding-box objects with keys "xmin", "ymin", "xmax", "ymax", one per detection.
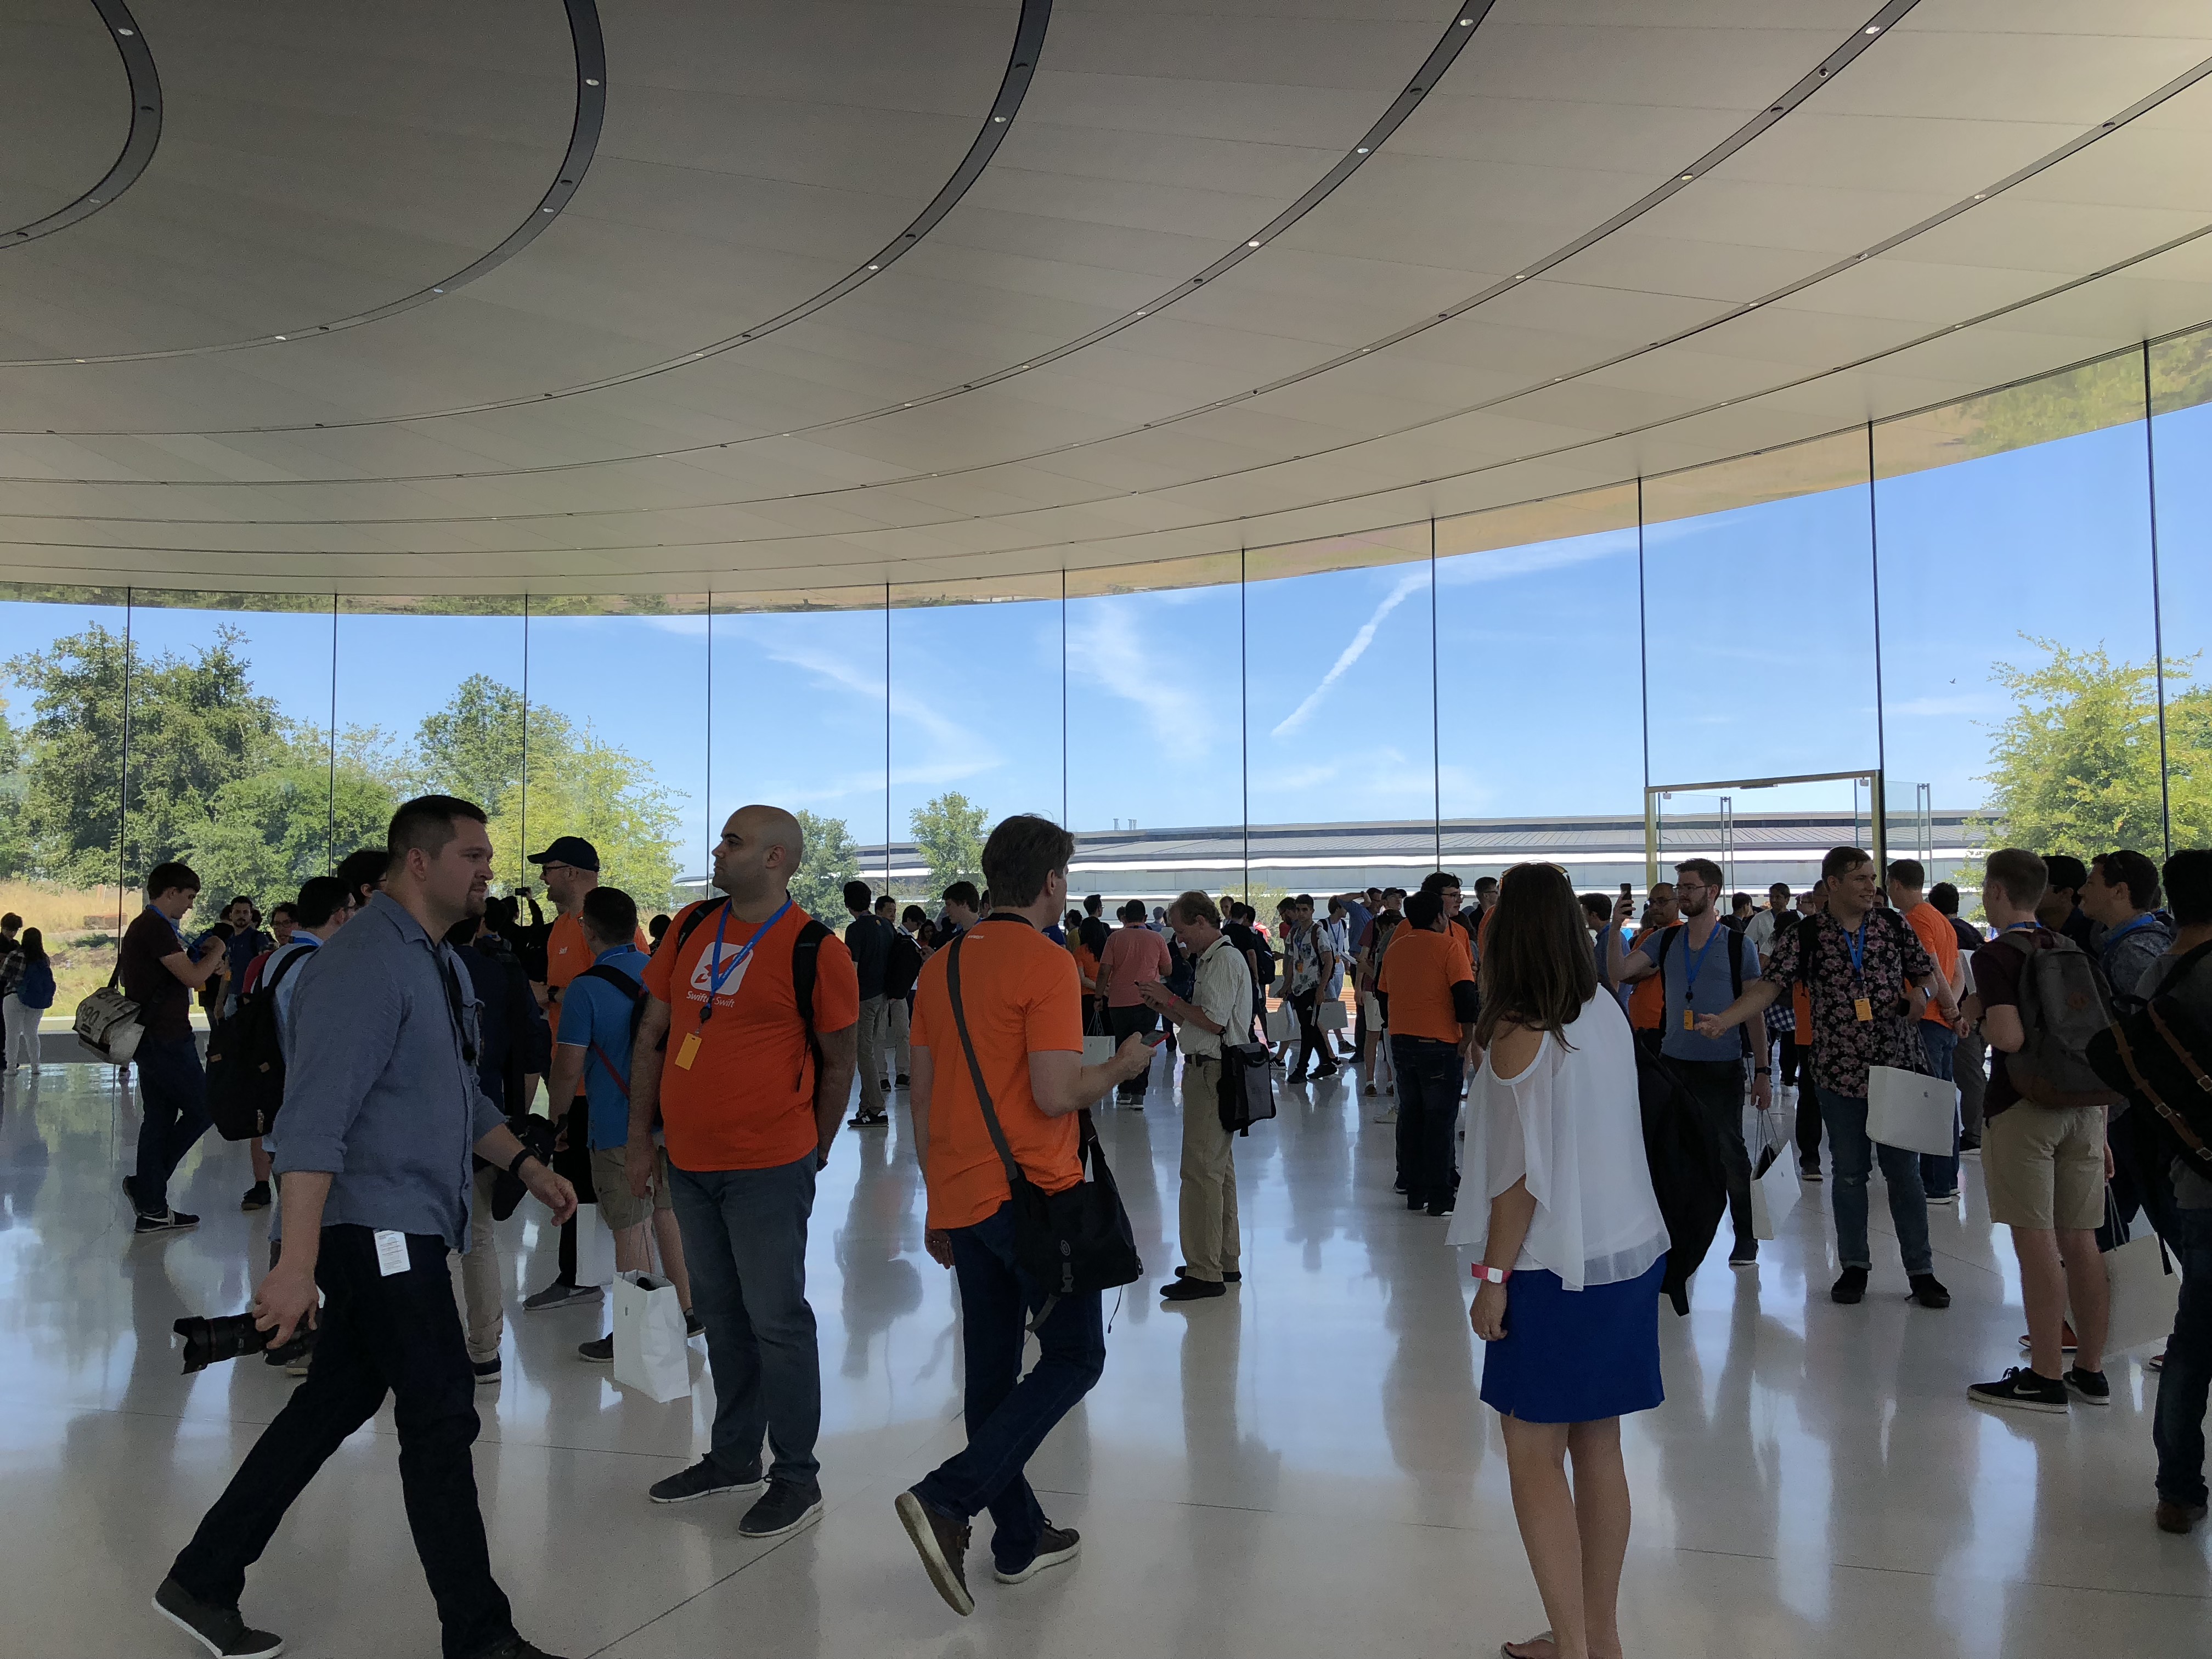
[
  {"xmin": 1865, "ymin": 1066, "xmax": 1956, "ymax": 1158},
  {"xmin": 612, "ymin": 1271, "xmax": 692, "ymax": 1402},
  {"xmin": 1317, "ymin": 999, "xmax": 1348, "ymax": 1031},
  {"xmin": 1747, "ymin": 1109, "xmax": 1801, "ymax": 1240},
  {"xmin": 2104, "ymin": 1233, "xmax": 2181, "ymax": 1355}
]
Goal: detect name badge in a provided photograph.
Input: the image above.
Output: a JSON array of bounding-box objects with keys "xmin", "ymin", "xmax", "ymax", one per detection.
[
  {"xmin": 1683, "ymin": 1011, "xmax": 1696, "ymax": 1031},
  {"xmin": 374, "ymin": 1229, "xmax": 410, "ymax": 1277},
  {"xmin": 1853, "ymin": 997, "xmax": 1874, "ymax": 1023},
  {"xmin": 675, "ymin": 1030, "xmax": 703, "ymax": 1070}
]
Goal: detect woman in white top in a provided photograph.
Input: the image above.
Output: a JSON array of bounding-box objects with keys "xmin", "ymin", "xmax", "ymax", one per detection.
[{"xmin": 1448, "ymin": 862, "xmax": 1668, "ymax": 1659}]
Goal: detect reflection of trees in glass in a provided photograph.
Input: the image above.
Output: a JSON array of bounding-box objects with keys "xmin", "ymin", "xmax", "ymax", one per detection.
[
  {"xmin": 1974, "ymin": 637, "xmax": 2209, "ymax": 860},
  {"xmin": 789, "ymin": 810, "xmax": 860, "ymax": 922},
  {"xmin": 910, "ymin": 792, "xmax": 985, "ymax": 896}
]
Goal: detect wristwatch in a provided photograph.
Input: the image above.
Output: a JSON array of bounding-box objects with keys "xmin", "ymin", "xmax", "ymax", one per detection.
[
  {"xmin": 506, "ymin": 1146, "xmax": 539, "ymax": 1179},
  {"xmin": 1754, "ymin": 1068, "xmax": 1770, "ymax": 1077},
  {"xmin": 1470, "ymin": 1263, "xmax": 1512, "ymax": 1285}
]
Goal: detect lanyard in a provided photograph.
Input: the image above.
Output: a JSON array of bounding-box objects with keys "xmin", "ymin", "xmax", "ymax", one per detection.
[
  {"xmin": 2104, "ymin": 915, "xmax": 2157, "ymax": 947},
  {"xmin": 2001, "ymin": 921, "xmax": 2039, "ymax": 935},
  {"xmin": 145, "ymin": 904, "xmax": 188, "ymax": 953},
  {"xmin": 1681, "ymin": 923, "xmax": 1724, "ymax": 993},
  {"xmin": 1844, "ymin": 916, "xmax": 1868, "ymax": 984},
  {"xmin": 436, "ymin": 948, "xmax": 478, "ymax": 1066},
  {"xmin": 698, "ymin": 898, "xmax": 791, "ymax": 1026}
]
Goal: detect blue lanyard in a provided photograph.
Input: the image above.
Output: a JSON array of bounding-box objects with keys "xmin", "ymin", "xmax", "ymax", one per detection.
[
  {"xmin": 1844, "ymin": 917, "xmax": 1867, "ymax": 983},
  {"xmin": 698, "ymin": 898, "xmax": 791, "ymax": 1025},
  {"xmin": 1681, "ymin": 923, "xmax": 1724, "ymax": 992},
  {"xmin": 2104, "ymin": 915, "xmax": 2157, "ymax": 947},
  {"xmin": 144, "ymin": 905, "xmax": 189, "ymax": 954},
  {"xmin": 2001, "ymin": 921, "xmax": 2039, "ymax": 935}
]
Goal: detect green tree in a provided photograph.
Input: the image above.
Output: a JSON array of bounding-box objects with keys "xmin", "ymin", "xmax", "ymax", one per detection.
[
  {"xmin": 414, "ymin": 674, "xmax": 527, "ymax": 809},
  {"xmin": 910, "ymin": 791, "xmax": 986, "ymax": 897},
  {"xmin": 789, "ymin": 810, "xmax": 860, "ymax": 922},
  {"xmin": 489, "ymin": 720, "xmax": 684, "ymax": 911}
]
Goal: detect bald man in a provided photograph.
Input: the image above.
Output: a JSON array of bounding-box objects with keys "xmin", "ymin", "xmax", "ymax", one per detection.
[{"xmin": 625, "ymin": 805, "xmax": 861, "ymax": 1536}]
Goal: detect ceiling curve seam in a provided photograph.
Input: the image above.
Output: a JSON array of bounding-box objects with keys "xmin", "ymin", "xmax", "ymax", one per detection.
[
  {"xmin": 0, "ymin": 0, "xmax": 607, "ymax": 367},
  {"xmin": 2, "ymin": 0, "xmax": 163, "ymax": 247}
]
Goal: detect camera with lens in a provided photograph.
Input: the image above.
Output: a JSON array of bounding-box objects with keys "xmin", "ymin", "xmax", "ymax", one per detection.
[{"xmin": 173, "ymin": 1313, "xmax": 275, "ymax": 1375}]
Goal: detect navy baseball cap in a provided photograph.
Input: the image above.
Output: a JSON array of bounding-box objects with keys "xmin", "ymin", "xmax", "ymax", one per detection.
[{"xmin": 526, "ymin": 836, "xmax": 600, "ymax": 872}]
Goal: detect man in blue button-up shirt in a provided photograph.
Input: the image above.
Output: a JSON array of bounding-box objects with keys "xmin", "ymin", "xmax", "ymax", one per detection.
[{"xmin": 157, "ymin": 796, "xmax": 577, "ymax": 1659}]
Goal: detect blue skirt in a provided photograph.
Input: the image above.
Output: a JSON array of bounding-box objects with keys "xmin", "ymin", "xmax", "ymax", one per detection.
[{"xmin": 1479, "ymin": 1254, "xmax": 1666, "ymax": 1424}]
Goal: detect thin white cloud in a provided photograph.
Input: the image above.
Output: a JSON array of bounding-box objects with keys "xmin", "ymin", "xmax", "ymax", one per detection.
[
  {"xmin": 1272, "ymin": 570, "xmax": 1427, "ymax": 737},
  {"xmin": 1435, "ymin": 534, "xmax": 1632, "ymax": 588},
  {"xmin": 1066, "ymin": 604, "xmax": 1212, "ymax": 761}
]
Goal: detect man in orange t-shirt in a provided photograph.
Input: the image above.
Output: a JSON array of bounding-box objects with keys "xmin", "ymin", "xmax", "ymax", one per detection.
[
  {"xmin": 622, "ymin": 805, "xmax": 859, "ymax": 1537},
  {"xmin": 894, "ymin": 815, "xmax": 1152, "ymax": 1615},
  {"xmin": 1626, "ymin": 882, "xmax": 1681, "ymax": 1053},
  {"xmin": 1378, "ymin": 889, "xmax": 1478, "ymax": 1215},
  {"xmin": 1889, "ymin": 857, "xmax": 1966, "ymax": 1201}
]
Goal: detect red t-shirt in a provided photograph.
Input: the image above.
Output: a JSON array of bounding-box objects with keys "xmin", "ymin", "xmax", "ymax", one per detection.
[
  {"xmin": 642, "ymin": 900, "xmax": 860, "ymax": 1172},
  {"xmin": 1098, "ymin": 924, "xmax": 1171, "ymax": 1008}
]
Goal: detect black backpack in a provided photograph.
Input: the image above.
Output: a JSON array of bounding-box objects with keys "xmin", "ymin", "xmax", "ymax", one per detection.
[
  {"xmin": 206, "ymin": 946, "xmax": 314, "ymax": 1142},
  {"xmin": 2089, "ymin": 939, "xmax": 2212, "ymax": 1172},
  {"xmin": 667, "ymin": 898, "xmax": 833, "ymax": 1087},
  {"xmin": 1634, "ymin": 1043, "xmax": 1729, "ymax": 1315},
  {"xmin": 882, "ymin": 924, "xmax": 923, "ymax": 1000}
]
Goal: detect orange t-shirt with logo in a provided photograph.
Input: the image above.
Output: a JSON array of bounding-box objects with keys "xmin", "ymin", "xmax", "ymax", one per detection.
[
  {"xmin": 1628, "ymin": 919, "xmax": 1683, "ymax": 1030},
  {"xmin": 1376, "ymin": 926, "xmax": 1475, "ymax": 1043},
  {"xmin": 1903, "ymin": 900, "xmax": 1959, "ymax": 1025},
  {"xmin": 545, "ymin": 909, "xmax": 650, "ymax": 995},
  {"xmin": 910, "ymin": 918, "xmax": 1085, "ymax": 1231},
  {"xmin": 643, "ymin": 899, "xmax": 860, "ymax": 1172}
]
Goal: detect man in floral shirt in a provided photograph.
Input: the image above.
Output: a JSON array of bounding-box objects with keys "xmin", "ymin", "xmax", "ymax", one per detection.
[
  {"xmin": 1697, "ymin": 847, "xmax": 1965, "ymax": 1310},
  {"xmin": 1280, "ymin": 896, "xmax": 1338, "ymax": 1083}
]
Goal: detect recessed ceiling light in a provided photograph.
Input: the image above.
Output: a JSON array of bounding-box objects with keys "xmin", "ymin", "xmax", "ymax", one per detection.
[
  {"xmin": 1134, "ymin": 309, "xmax": 1147, "ymax": 316},
  {"xmin": 432, "ymin": 287, "xmax": 443, "ymax": 293},
  {"xmin": 1248, "ymin": 240, "xmax": 1261, "ymax": 247},
  {"xmin": 274, "ymin": 335, "xmax": 286, "ymax": 340},
  {"xmin": 1356, "ymin": 146, "xmax": 1369, "ymax": 154},
  {"xmin": 116, "ymin": 26, "xmax": 133, "ymax": 34},
  {"xmin": 585, "ymin": 78, "xmax": 600, "ymax": 86},
  {"xmin": 1864, "ymin": 23, "xmax": 1881, "ymax": 33},
  {"xmin": 994, "ymin": 115, "xmax": 1007, "ymax": 122},
  {"xmin": 1459, "ymin": 14, "xmax": 1472, "ymax": 22},
  {"xmin": 1973, "ymin": 193, "xmax": 1986, "ymax": 200},
  {"xmin": 867, "ymin": 264, "xmax": 879, "ymax": 270},
  {"xmin": 1514, "ymin": 274, "xmax": 1527, "ymax": 280},
  {"xmin": 1680, "ymin": 174, "xmax": 1694, "ymax": 182},
  {"xmin": 541, "ymin": 206, "xmax": 554, "ymax": 213}
]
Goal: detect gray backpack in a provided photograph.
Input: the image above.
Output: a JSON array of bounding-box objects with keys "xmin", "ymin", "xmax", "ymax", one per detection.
[{"xmin": 2000, "ymin": 931, "xmax": 2123, "ymax": 1108}]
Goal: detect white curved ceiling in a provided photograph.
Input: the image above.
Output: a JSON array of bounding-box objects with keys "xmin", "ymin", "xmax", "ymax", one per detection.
[{"xmin": 2, "ymin": 0, "xmax": 2208, "ymax": 596}]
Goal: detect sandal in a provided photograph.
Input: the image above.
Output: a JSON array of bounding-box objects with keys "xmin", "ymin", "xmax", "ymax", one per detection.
[{"xmin": 1501, "ymin": 1637, "xmax": 1556, "ymax": 1659}]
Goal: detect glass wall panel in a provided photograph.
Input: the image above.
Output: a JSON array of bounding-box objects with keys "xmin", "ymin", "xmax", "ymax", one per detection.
[
  {"xmin": 334, "ymin": 597, "xmax": 526, "ymax": 886},
  {"xmin": 2151, "ymin": 325, "xmax": 2212, "ymax": 852},
  {"xmin": 1065, "ymin": 556, "xmax": 1244, "ymax": 873},
  {"xmin": 709, "ymin": 588, "xmax": 887, "ymax": 922},
  {"xmin": 1876, "ymin": 356, "xmax": 2158, "ymax": 873},
  {"xmin": 890, "ymin": 574, "xmax": 1062, "ymax": 907},
  {"xmin": 1436, "ymin": 487, "xmax": 1642, "ymax": 843},
  {"xmin": 122, "ymin": 592, "xmax": 337, "ymax": 923},
  {"xmin": 1243, "ymin": 527, "xmax": 1436, "ymax": 842},
  {"xmin": 523, "ymin": 596, "xmax": 709, "ymax": 917},
  {"xmin": 1641, "ymin": 431, "xmax": 1880, "ymax": 797}
]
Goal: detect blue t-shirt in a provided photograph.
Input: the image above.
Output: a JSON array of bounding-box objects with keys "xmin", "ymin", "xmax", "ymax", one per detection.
[
  {"xmin": 557, "ymin": 946, "xmax": 649, "ymax": 1148},
  {"xmin": 1656, "ymin": 922, "xmax": 1761, "ymax": 1064}
]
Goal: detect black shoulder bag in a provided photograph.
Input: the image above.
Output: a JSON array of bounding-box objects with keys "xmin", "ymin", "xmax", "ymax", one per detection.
[{"xmin": 946, "ymin": 932, "xmax": 1142, "ymax": 1327}]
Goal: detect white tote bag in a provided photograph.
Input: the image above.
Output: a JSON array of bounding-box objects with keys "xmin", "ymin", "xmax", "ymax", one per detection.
[
  {"xmin": 2103, "ymin": 1199, "xmax": 2182, "ymax": 1356},
  {"xmin": 612, "ymin": 1271, "xmax": 692, "ymax": 1402},
  {"xmin": 1264, "ymin": 1006, "xmax": 1293, "ymax": 1043},
  {"xmin": 1747, "ymin": 1108, "xmax": 1801, "ymax": 1240},
  {"xmin": 1317, "ymin": 998, "xmax": 1348, "ymax": 1032},
  {"xmin": 1865, "ymin": 1065, "xmax": 1956, "ymax": 1158}
]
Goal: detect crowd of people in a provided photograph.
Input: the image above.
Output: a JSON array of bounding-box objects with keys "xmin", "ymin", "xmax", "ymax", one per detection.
[{"xmin": 82, "ymin": 788, "xmax": 2212, "ymax": 1659}]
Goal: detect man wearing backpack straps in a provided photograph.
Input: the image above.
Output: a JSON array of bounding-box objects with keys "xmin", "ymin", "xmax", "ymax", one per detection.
[
  {"xmin": 1963, "ymin": 849, "xmax": 2114, "ymax": 1414},
  {"xmin": 623, "ymin": 805, "xmax": 859, "ymax": 1538},
  {"xmin": 1611, "ymin": 856, "xmax": 1768, "ymax": 1267},
  {"xmin": 551, "ymin": 887, "xmax": 698, "ymax": 1365},
  {"xmin": 1696, "ymin": 846, "xmax": 1963, "ymax": 1310}
]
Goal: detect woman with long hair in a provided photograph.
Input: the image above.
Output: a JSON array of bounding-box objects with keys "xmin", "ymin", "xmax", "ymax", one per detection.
[
  {"xmin": 3, "ymin": 926, "xmax": 50, "ymax": 1070},
  {"xmin": 1449, "ymin": 862, "xmax": 1668, "ymax": 1659}
]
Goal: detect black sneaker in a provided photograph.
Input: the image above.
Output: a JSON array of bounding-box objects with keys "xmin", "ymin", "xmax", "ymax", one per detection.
[
  {"xmin": 578, "ymin": 1335, "xmax": 614, "ymax": 1363},
  {"xmin": 1909, "ymin": 1272, "xmax": 1951, "ymax": 1310},
  {"xmin": 738, "ymin": 1477, "xmax": 824, "ymax": 1539},
  {"xmin": 1830, "ymin": 1266, "xmax": 1869, "ymax": 1305},
  {"xmin": 993, "ymin": 1523, "xmax": 1080, "ymax": 1584},
  {"xmin": 123, "ymin": 1173, "xmax": 144, "ymax": 1214},
  {"xmin": 1968, "ymin": 1366, "xmax": 2068, "ymax": 1413},
  {"xmin": 2063, "ymin": 1365, "xmax": 2111, "ymax": 1406},
  {"xmin": 521, "ymin": 1280, "xmax": 600, "ymax": 1312},
  {"xmin": 1728, "ymin": 1243, "xmax": 1758, "ymax": 1267},
  {"xmin": 895, "ymin": 1489, "xmax": 974, "ymax": 1616},
  {"xmin": 473, "ymin": 1358, "xmax": 501, "ymax": 1385},
  {"xmin": 152, "ymin": 1576, "xmax": 284, "ymax": 1657},
  {"xmin": 895, "ymin": 1073, "xmax": 911, "ymax": 1086},
  {"xmin": 1160, "ymin": 1276, "xmax": 1226, "ymax": 1301},
  {"xmin": 239, "ymin": 1183, "xmax": 270, "ymax": 1212},
  {"xmin": 1175, "ymin": 1265, "xmax": 1242, "ymax": 1284},
  {"xmin": 845, "ymin": 1111, "xmax": 889, "ymax": 1128},
  {"xmin": 647, "ymin": 1454, "xmax": 763, "ymax": 1505},
  {"xmin": 135, "ymin": 1209, "xmax": 200, "ymax": 1235},
  {"xmin": 1799, "ymin": 1162, "xmax": 1822, "ymax": 1182},
  {"xmin": 1425, "ymin": 1199, "xmax": 1455, "ymax": 1218},
  {"xmin": 685, "ymin": 1310, "xmax": 706, "ymax": 1338}
]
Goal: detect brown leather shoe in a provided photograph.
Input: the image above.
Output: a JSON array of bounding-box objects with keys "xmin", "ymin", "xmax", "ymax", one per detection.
[{"xmin": 2155, "ymin": 1500, "xmax": 2207, "ymax": 1535}]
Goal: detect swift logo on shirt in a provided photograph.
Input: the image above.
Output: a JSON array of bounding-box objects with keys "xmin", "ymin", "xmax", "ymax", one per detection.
[{"xmin": 688, "ymin": 944, "xmax": 755, "ymax": 1001}]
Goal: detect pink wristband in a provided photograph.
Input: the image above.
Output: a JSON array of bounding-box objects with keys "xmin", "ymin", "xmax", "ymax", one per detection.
[{"xmin": 1470, "ymin": 1264, "xmax": 1512, "ymax": 1285}]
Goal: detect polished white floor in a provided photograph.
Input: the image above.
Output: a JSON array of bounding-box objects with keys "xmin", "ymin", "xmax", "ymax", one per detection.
[{"xmin": 0, "ymin": 1051, "xmax": 2203, "ymax": 1659}]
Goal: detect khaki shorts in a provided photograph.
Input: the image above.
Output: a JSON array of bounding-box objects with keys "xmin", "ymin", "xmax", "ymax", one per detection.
[
  {"xmin": 1982, "ymin": 1104, "xmax": 2105, "ymax": 1231},
  {"xmin": 591, "ymin": 1143, "xmax": 674, "ymax": 1233}
]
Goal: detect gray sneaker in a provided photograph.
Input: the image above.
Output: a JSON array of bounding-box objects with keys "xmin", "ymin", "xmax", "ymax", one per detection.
[
  {"xmin": 521, "ymin": 1280, "xmax": 600, "ymax": 1313},
  {"xmin": 152, "ymin": 1576, "xmax": 284, "ymax": 1657},
  {"xmin": 648, "ymin": 1454, "xmax": 763, "ymax": 1505},
  {"xmin": 577, "ymin": 1335, "xmax": 614, "ymax": 1363},
  {"xmin": 738, "ymin": 1478, "xmax": 824, "ymax": 1539},
  {"xmin": 895, "ymin": 1489, "xmax": 974, "ymax": 1616},
  {"xmin": 993, "ymin": 1523, "xmax": 1080, "ymax": 1584}
]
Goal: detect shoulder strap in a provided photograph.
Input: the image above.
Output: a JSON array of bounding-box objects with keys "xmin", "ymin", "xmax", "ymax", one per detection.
[
  {"xmin": 1652, "ymin": 925, "xmax": 1677, "ymax": 970},
  {"xmin": 578, "ymin": 962, "xmax": 642, "ymax": 1003},
  {"xmin": 946, "ymin": 933, "xmax": 1028, "ymax": 1191},
  {"xmin": 792, "ymin": 917, "xmax": 829, "ymax": 1039},
  {"xmin": 264, "ymin": 944, "xmax": 312, "ymax": 995},
  {"xmin": 672, "ymin": 896, "xmax": 728, "ymax": 955}
]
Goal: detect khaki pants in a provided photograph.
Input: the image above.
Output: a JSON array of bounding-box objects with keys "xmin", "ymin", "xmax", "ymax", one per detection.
[
  {"xmin": 447, "ymin": 1164, "xmax": 504, "ymax": 1364},
  {"xmin": 887, "ymin": 995, "xmax": 910, "ymax": 1080},
  {"xmin": 1178, "ymin": 1056, "xmax": 1240, "ymax": 1282},
  {"xmin": 856, "ymin": 994, "xmax": 889, "ymax": 1116}
]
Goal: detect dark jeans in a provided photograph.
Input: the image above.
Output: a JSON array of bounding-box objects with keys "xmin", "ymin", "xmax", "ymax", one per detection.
[
  {"xmin": 1777, "ymin": 1034, "xmax": 1802, "ymax": 1089},
  {"xmin": 171, "ymin": 1227, "xmax": 514, "ymax": 1659},
  {"xmin": 1105, "ymin": 1003, "xmax": 1158, "ymax": 1099},
  {"xmin": 1677, "ymin": 1058, "xmax": 1752, "ymax": 1250},
  {"xmin": 1797, "ymin": 1081, "xmax": 1825, "ymax": 1170},
  {"xmin": 1916, "ymin": 1024, "xmax": 1962, "ymax": 1197},
  {"xmin": 1955, "ymin": 1029, "xmax": 1988, "ymax": 1145},
  {"xmin": 2155, "ymin": 1206, "xmax": 2212, "ymax": 1508},
  {"xmin": 1817, "ymin": 1088, "xmax": 1932, "ymax": 1274},
  {"xmin": 912, "ymin": 1201, "xmax": 1105, "ymax": 1571},
  {"xmin": 133, "ymin": 1032, "xmax": 211, "ymax": 1216},
  {"xmin": 1291, "ymin": 988, "xmax": 1334, "ymax": 1077},
  {"xmin": 1392, "ymin": 1036, "xmax": 1463, "ymax": 1206},
  {"xmin": 670, "ymin": 1154, "xmax": 822, "ymax": 1485}
]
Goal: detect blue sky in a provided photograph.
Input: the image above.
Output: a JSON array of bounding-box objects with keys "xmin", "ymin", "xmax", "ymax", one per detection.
[{"xmin": 2, "ymin": 400, "xmax": 2202, "ymax": 861}]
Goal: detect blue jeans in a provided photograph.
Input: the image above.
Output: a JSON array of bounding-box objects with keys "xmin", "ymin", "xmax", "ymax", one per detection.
[
  {"xmin": 1916, "ymin": 1024, "xmax": 1961, "ymax": 1197},
  {"xmin": 670, "ymin": 1154, "xmax": 822, "ymax": 1486},
  {"xmin": 1817, "ymin": 1088, "xmax": 1933, "ymax": 1274},
  {"xmin": 1392, "ymin": 1036, "xmax": 1464, "ymax": 1206},
  {"xmin": 134, "ymin": 1033, "xmax": 211, "ymax": 1216},
  {"xmin": 913, "ymin": 1201, "xmax": 1105, "ymax": 1572},
  {"xmin": 2155, "ymin": 1207, "xmax": 2212, "ymax": 1508}
]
